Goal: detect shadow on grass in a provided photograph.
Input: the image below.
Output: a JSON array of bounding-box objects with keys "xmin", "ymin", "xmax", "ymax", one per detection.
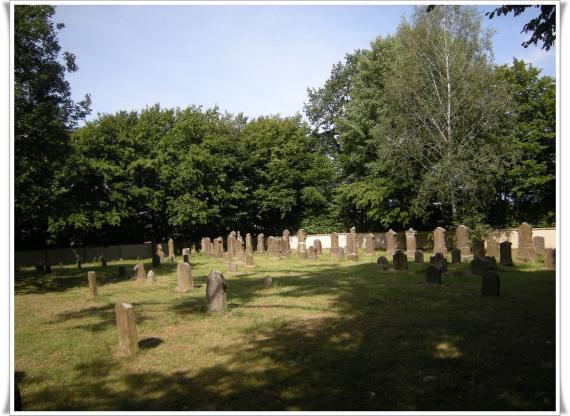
[{"xmin": 18, "ymin": 260, "xmax": 556, "ymax": 411}]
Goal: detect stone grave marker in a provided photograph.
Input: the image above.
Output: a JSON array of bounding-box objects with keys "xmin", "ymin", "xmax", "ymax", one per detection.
[
  {"xmin": 481, "ymin": 271, "xmax": 500, "ymax": 296},
  {"xmin": 206, "ymin": 270, "xmax": 227, "ymax": 312},
  {"xmin": 385, "ymin": 229, "xmax": 397, "ymax": 256},
  {"xmin": 336, "ymin": 247, "xmax": 344, "ymax": 260},
  {"xmin": 433, "ymin": 227, "xmax": 447, "ymax": 256},
  {"xmin": 455, "ymin": 225, "xmax": 471, "ymax": 258},
  {"xmin": 470, "ymin": 257, "xmax": 490, "ymax": 276},
  {"xmin": 451, "ymin": 248, "xmax": 461, "ymax": 264},
  {"xmin": 133, "ymin": 263, "xmax": 146, "ymax": 280},
  {"xmin": 147, "ymin": 270, "xmax": 156, "ymax": 282},
  {"xmin": 544, "ymin": 248, "xmax": 555, "ymax": 269},
  {"xmin": 115, "ymin": 302, "xmax": 138, "ymax": 356},
  {"xmin": 348, "ymin": 226, "xmax": 357, "ymax": 255},
  {"xmin": 176, "ymin": 262, "xmax": 193, "ymax": 292},
  {"xmin": 415, "ymin": 250, "xmax": 424, "ymax": 263},
  {"xmin": 257, "ymin": 233, "xmax": 265, "ymax": 253},
  {"xmin": 245, "ymin": 233, "xmax": 253, "ymax": 255},
  {"xmin": 245, "ymin": 253, "xmax": 254, "ymax": 266},
  {"xmin": 168, "ymin": 238, "xmax": 175, "ymax": 262},
  {"xmin": 499, "ymin": 241, "xmax": 513, "ymax": 266},
  {"xmin": 430, "ymin": 253, "xmax": 447, "ymax": 273},
  {"xmin": 425, "ymin": 265, "xmax": 442, "ymax": 284},
  {"xmin": 405, "ymin": 228, "xmax": 417, "ymax": 257},
  {"xmin": 393, "ymin": 250, "xmax": 408, "ymax": 270},
  {"xmin": 263, "ymin": 276, "xmax": 273, "ymax": 289},
  {"xmin": 204, "ymin": 237, "xmax": 212, "ymax": 256},
  {"xmin": 517, "ymin": 222, "xmax": 535, "ymax": 262},
  {"xmin": 283, "ymin": 229, "xmax": 291, "ymax": 255},
  {"xmin": 377, "ymin": 256, "xmax": 389, "ymax": 270},
  {"xmin": 88, "ymin": 271, "xmax": 97, "ymax": 297},
  {"xmin": 314, "ymin": 239, "xmax": 323, "ymax": 256},
  {"xmin": 366, "ymin": 233, "xmax": 375, "ymax": 256},
  {"xmin": 472, "ymin": 239, "xmax": 485, "ymax": 259},
  {"xmin": 228, "ymin": 262, "xmax": 238, "ymax": 272},
  {"xmin": 533, "ymin": 236, "xmax": 545, "ymax": 256},
  {"xmin": 330, "ymin": 232, "xmax": 339, "ymax": 255},
  {"xmin": 307, "ymin": 246, "xmax": 316, "ymax": 259}
]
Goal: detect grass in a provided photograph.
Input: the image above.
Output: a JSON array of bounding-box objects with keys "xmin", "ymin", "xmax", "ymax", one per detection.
[{"xmin": 14, "ymin": 250, "xmax": 556, "ymax": 411}]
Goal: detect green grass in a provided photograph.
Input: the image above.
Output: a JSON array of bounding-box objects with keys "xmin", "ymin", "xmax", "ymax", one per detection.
[{"xmin": 14, "ymin": 251, "xmax": 556, "ymax": 411}]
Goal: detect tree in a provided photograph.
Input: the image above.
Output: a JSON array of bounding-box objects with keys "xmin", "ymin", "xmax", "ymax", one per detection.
[{"xmin": 14, "ymin": 5, "xmax": 90, "ymax": 249}]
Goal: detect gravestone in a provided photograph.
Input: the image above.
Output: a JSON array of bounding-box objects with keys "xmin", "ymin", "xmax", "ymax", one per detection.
[
  {"xmin": 307, "ymin": 246, "xmax": 315, "ymax": 259},
  {"xmin": 228, "ymin": 262, "xmax": 238, "ymax": 272},
  {"xmin": 433, "ymin": 227, "xmax": 447, "ymax": 256},
  {"xmin": 147, "ymin": 270, "xmax": 156, "ymax": 282},
  {"xmin": 430, "ymin": 253, "xmax": 447, "ymax": 273},
  {"xmin": 385, "ymin": 229, "xmax": 397, "ymax": 256},
  {"xmin": 191, "ymin": 245, "xmax": 197, "ymax": 256},
  {"xmin": 236, "ymin": 236, "xmax": 244, "ymax": 261},
  {"xmin": 484, "ymin": 256, "xmax": 498, "ymax": 271},
  {"xmin": 297, "ymin": 229, "xmax": 307, "ymax": 244},
  {"xmin": 268, "ymin": 236, "xmax": 274, "ymax": 256},
  {"xmin": 393, "ymin": 250, "xmax": 408, "ymax": 271},
  {"xmin": 544, "ymin": 248, "xmax": 555, "ymax": 269},
  {"xmin": 314, "ymin": 239, "xmax": 323, "ymax": 256},
  {"xmin": 365, "ymin": 233, "xmax": 375, "ymax": 256},
  {"xmin": 133, "ymin": 263, "xmax": 146, "ymax": 280},
  {"xmin": 347, "ymin": 253, "xmax": 359, "ymax": 261},
  {"xmin": 425, "ymin": 265, "xmax": 442, "ymax": 284},
  {"xmin": 533, "ymin": 236, "xmax": 545, "ymax": 256},
  {"xmin": 257, "ymin": 233, "xmax": 265, "ymax": 253},
  {"xmin": 152, "ymin": 254, "xmax": 161, "ymax": 268},
  {"xmin": 88, "ymin": 271, "xmax": 97, "ymax": 297},
  {"xmin": 216, "ymin": 237, "xmax": 224, "ymax": 257},
  {"xmin": 115, "ymin": 302, "xmax": 138, "ymax": 356},
  {"xmin": 101, "ymin": 257, "xmax": 107, "ymax": 267},
  {"xmin": 204, "ymin": 237, "xmax": 212, "ymax": 256},
  {"xmin": 206, "ymin": 270, "xmax": 227, "ymax": 312},
  {"xmin": 481, "ymin": 271, "xmax": 500, "ymax": 296},
  {"xmin": 470, "ymin": 257, "xmax": 490, "ymax": 276},
  {"xmin": 499, "ymin": 241, "xmax": 513, "ymax": 266},
  {"xmin": 282, "ymin": 229, "xmax": 291, "ymax": 255},
  {"xmin": 377, "ymin": 256, "xmax": 389, "ymax": 270},
  {"xmin": 210, "ymin": 242, "xmax": 214, "ymax": 255},
  {"xmin": 451, "ymin": 248, "xmax": 461, "ymax": 264},
  {"xmin": 245, "ymin": 253, "xmax": 254, "ymax": 266},
  {"xmin": 118, "ymin": 266, "xmax": 128, "ymax": 278},
  {"xmin": 263, "ymin": 276, "xmax": 273, "ymax": 289},
  {"xmin": 472, "ymin": 239, "xmax": 485, "ymax": 259},
  {"xmin": 336, "ymin": 247, "xmax": 345, "ymax": 260},
  {"xmin": 245, "ymin": 233, "xmax": 253, "ymax": 255},
  {"xmin": 330, "ymin": 232, "xmax": 339, "ymax": 255},
  {"xmin": 168, "ymin": 238, "xmax": 175, "ymax": 262},
  {"xmin": 415, "ymin": 250, "xmax": 424, "ymax": 263},
  {"xmin": 517, "ymin": 222, "xmax": 535, "ymax": 262},
  {"xmin": 156, "ymin": 244, "xmax": 165, "ymax": 262},
  {"xmin": 455, "ymin": 225, "xmax": 471, "ymax": 258},
  {"xmin": 486, "ymin": 240, "xmax": 499, "ymax": 259},
  {"xmin": 176, "ymin": 262, "xmax": 193, "ymax": 292},
  {"xmin": 405, "ymin": 228, "xmax": 417, "ymax": 257},
  {"xmin": 348, "ymin": 226, "xmax": 358, "ymax": 255},
  {"xmin": 227, "ymin": 233, "xmax": 235, "ymax": 258}
]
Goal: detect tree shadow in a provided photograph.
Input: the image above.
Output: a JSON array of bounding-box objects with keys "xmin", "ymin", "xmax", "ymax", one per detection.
[{"xmin": 138, "ymin": 337, "xmax": 164, "ymax": 350}]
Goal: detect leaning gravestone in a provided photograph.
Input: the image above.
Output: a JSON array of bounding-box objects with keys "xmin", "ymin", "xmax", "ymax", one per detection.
[
  {"xmin": 176, "ymin": 262, "xmax": 193, "ymax": 292},
  {"xmin": 257, "ymin": 233, "xmax": 265, "ymax": 253},
  {"xmin": 425, "ymin": 265, "xmax": 442, "ymax": 284},
  {"xmin": 88, "ymin": 271, "xmax": 98, "ymax": 297},
  {"xmin": 455, "ymin": 225, "xmax": 471, "ymax": 258},
  {"xmin": 451, "ymin": 248, "xmax": 461, "ymax": 264},
  {"xmin": 472, "ymin": 239, "xmax": 485, "ymax": 259},
  {"xmin": 385, "ymin": 229, "xmax": 397, "ymax": 257},
  {"xmin": 533, "ymin": 236, "xmax": 545, "ymax": 256},
  {"xmin": 486, "ymin": 240, "xmax": 499, "ymax": 259},
  {"xmin": 433, "ymin": 227, "xmax": 447, "ymax": 256},
  {"xmin": 481, "ymin": 271, "xmax": 500, "ymax": 296},
  {"xmin": 206, "ymin": 270, "xmax": 227, "ymax": 312},
  {"xmin": 228, "ymin": 262, "xmax": 238, "ymax": 273},
  {"xmin": 133, "ymin": 263, "xmax": 146, "ymax": 280},
  {"xmin": 330, "ymin": 232, "xmax": 339, "ymax": 255},
  {"xmin": 544, "ymin": 248, "xmax": 555, "ymax": 269},
  {"xmin": 393, "ymin": 250, "xmax": 408, "ymax": 271},
  {"xmin": 415, "ymin": 250, "xmax": 424, "ymax": 263},
  {"xmin": 115, "ymin": 302, "xmax": 138, "ymax": 356},
  {"xmin": 263, "ymin": 276, "xmax": 273, "ymax": 289},
  {"xmin": 499, "ymin": 241, "xmax": 514, "ymax": 266},
  {"xmin": 377, "ymin": 256, "xmax": 389, "ymax": 270},
  {"xmin": 470, "ymin": 257, "xmax": 490, "ymax": 276},
  {"xmin": 517, "ymin": 222, "xmax": 535, "ymax": 262},
  {"xmin": 365, "ymin": 233, "xmax": 375, "ymax": 256},
  {"xmin": 405, "ymin": 228, "xmax": 417, "ymax": 257}
]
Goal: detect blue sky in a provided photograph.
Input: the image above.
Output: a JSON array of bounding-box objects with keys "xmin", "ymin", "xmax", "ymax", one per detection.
[{"xmin": 53, "ymin": 4, "xmax": 557, "ymax": 122}]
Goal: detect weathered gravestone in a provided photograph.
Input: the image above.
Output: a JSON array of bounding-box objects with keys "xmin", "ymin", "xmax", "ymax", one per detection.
[
  {"xmin": 227, "ymin": 233, "xmax": 235, "ymax": 258},
  {"xmin": 168, "ymin": 238, "xmax": 175, "ymax": 262},
  {"xmin": 215, "ymin": 237, "xmax": 224, "ymax": 257},
  {"xmin": 257, "ymin": 233, "xmax": 265, "ymax": 253},
  {"xmin": 393, "ymin": 250, "xmax": 408, "ymax": 271},
  {"xmin": 470, "ymin": 257, "xmax": 491, "ymax": 276},
  {"xmin": 481, "ymin": 271, "xmax": 500, "ymax": 296},
  {"xmin": 484, "ymin": 256, "xmax": 498, "ymax": 271},
  {"xmin": 472, "ymin": 239, "xmax": 485, "ymax": 259},
  {"xmin": 377, "ymin": 256, "xmax": 389, "ymax": 270},
  {"xmin": 336, "ymin": 247, "xmax": 345, "ymax": 260},
  {"xmin": 430, "ymin": 253, "xmax": 447, "ymax": 273},
  {"xmin": 176, "ymin": 262, "xmax": 193, "ymax": 292},
  {"xmin": 451, "ymin": 248, "xmax": 461, "ymax": 264},
  {"xmin": 147, "ymin": 270, "xmax": 156, "ymax": 282},
  {"xmin": 118, "ymin": 266, "xmax": 128, "ymax": 278},
  {"xmin": 228, "ymin": 262, "xmax": 238, "ymax": 273},
  {"xmin": 533, "ymin": 236, "xmax": 545, "ymax": 256},
  {"xmin": 330, "ymin": 232, "xmax": 339, "ymax": 255},
  {"xmin": 245, "ymin": 234, "xmax": 253, "ymax": 255},
  {"xmin": 405, "ymin": 228, "xmax": 417, "ymax": 257},
  {"xmin": 267, "ymin": 236, "xmax": 274, "ymax": 256},
  {"xmin": 499, "ymin": 241, "xmax": 513, "ymax": 266},
  {"xmin": 486, "ymin": 240, "xmax": 499, "ymax": 259},
  {"xmin": 415, "ymin": 250, "xmax": 424, "ymax": 263},
  {"xmin": 517, "ymin": 222, "xmax": 535, "ymax": 262},
  {"xmin": 307, "ymin": 246, "xmax": 316, "ymax": 259},
  {"xmin": 366, "ymin": 233, "xmax": 375, "ymax": 256},
  {"xmin": 88, "ymin": 271, "xmax": 98, "ymax": 297},
  {"xmin": 133, "ymin": 263, "xmax": 146, "ymax": 280},
  {"xmin": 314, "ymin": 239, "xmax": 323, "ymax": 256},
  {"xmin": 263, "ymin": 276, "xmax": 273, "ymax": 289},
  {"xmin": 210, "ymin": 242, "xmax": 214, "ymax": 255},
  {"xmin": 544, "ymin": 248, "xmax": 555, "ymax": 269},
  {"xmin": 348, "ymin": 226, "xmax": 357, "ymax": 255},
  {"xmin": 204, "ymin": 237, "xmax": 212, "ymax": 256},
  {"xmin": 385, "ymin": 229, "xmax": 397, "ymax": 256},
  {"xmin": 236, "ymin": 236, "xmax": 245, "ymax": 262},
  {"xmin": 206, "ymin": 270, "xmax": 227, "ymax": 312},
  {"xmin": 245, "ymin": 253, "xmax": 254, "ymax": 266},
  {"xmin": 433, "ymin": 227, "xmax": 447, "ymax": 256},
  {"xmin": 282, "ymin": 229, "xmax": 291, "ymax": 255},
  {"xmin": 455, "ymin": 225, "xmax": 471, "ymax": 258},
  {"xmin": 425, "ymin": 265, "xmax": 442, "ymax": 284},
  {"xmin": 182, "ymin": 248, "xmax": 190, "ymax": 264},
  {"xmin": 115, "ymin": 302, "xmax": 138, "ymax": 356},
  {"xmin": 297, "ymin": 228, "xmax": 307, "ymax": 245}
]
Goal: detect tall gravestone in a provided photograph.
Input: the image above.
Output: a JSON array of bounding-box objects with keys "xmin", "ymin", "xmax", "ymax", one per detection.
[
  {"xmin": 517, "ymin": 222, "xmax": 535, "ymax": 262},
  {"xmin": 176, "ymin": 262, "xmax": 193, "ymax": 292},
  {"xmin": 257, "ymin": 233, "xmax": 265, "ymax": 253},
  {"xmin": 204, "ymin": 237, "xmax": 212, "ymax": 256},
  {"xmin": 245, "ymin": 233, "xmax": 253, "ymax": 256},
  {"xmin": 282, "ymin": 230, "xmax": 291, "ymax": 255},
  {"xmin": 486, "ymin": 240, "xmax": 499, "ymax": 259},
  {"xmin": 393, "ymin": 249, "xmax": 408, "ymax": 271},
  {"xmin": 314, "ymin": 239, "xmax": 323, "ymax": 256},
  {"xmin": 206, "ymin": 270, "xmax": 227, "ymax": 312},
  {"xmin": 544, "ymin": 248, "xmax": 555, "ymax": 269},
  {"xmin": 433, "ymin": 227, "xmax": 447, "ymax": 256},
  {"xmin": 385, "ymin": 229, "xmax": 397, "ymax": 257},
  {"xmin": 168, "ymin": 238, "xmax": 175, "ymax": 262},
  {"xmin": 336, "ymin": 247, "xmax": 344, "ymax": 260},
  {"xmin": 533, "ymin": 236, "xmax": 545, "ymax": 256},
  {"xmin": 267, "ymin": 236, "xmax": 275, "ymax": 256},
  {"xmin": 215, "ymin": 237, "xmax": 224, "ymax": 257},
  {"xmin": 455, "ymin": 225, "xmax": 471, "ymax": 259},
  {"xmin": 236, "ymin": 236, "xmax": 244, "ymax": 262},
  {"xmin": 156, "ymin": 244, "xmax": 165, "ymax": 262},
  {"xmin": 472, "ymin": 239, "xmax": 485, "ymax": 259},
  {"xmin": 365, "ymin": 233, "xmax": 375, "ymax": 256},
  {"xmin": 88, "ymin": 271, "xmax": 98, "ymax": 297},
  {"xmin": 115, "ymin": 302, "xmax": 138, "ymax": 356},
  {"xmin": 348, "ymin": 226, "xmax": 357, "ymax": 255},
  {"xmin": 330, "ymin": 232, "xmax": 339, "ymax": 255},
  {"xmin": 415, "ymin": 250, "xmax": 424, "ymax": 263},
  {"xmin": 405, "ymin": 228, "xmax": 417, "ymax": 257},
  {"xmin": 297, "ymin": 229, "xmax": 307, "ymax": 259},
  {"xmin": 499, "ymin": 241, "xmax": 513, "ymax": 266}
]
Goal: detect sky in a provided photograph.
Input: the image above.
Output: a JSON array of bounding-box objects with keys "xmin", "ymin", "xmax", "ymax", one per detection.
[{"xmin": 53, "ymin": 4, "xmax": 557, "ymax": 122}]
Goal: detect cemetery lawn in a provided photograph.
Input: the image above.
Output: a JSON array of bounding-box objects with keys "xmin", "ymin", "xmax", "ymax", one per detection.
[{"xmin": 14, "ymin": 252, "xmax": 556, "ymax": 411}]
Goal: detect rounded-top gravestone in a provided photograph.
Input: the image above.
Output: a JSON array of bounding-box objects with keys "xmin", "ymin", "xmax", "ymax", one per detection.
[{"xmin": 207, "ymin": 270, "xmax": 227, "ymax": 312}]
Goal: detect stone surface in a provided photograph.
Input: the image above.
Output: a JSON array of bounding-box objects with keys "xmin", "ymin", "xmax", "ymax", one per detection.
[
  {"xmin": 297, "ymin": 229, "xmax": 307, "ymax": 244},
  {"xmin": 433, "ymin": 227, "xmax": 447, "ymax": 256},
  {"xmin": 499, "ymin": 241, "xmax": 514, "ymax": 266},
  {"xmin": 365, "ymin": 233, "xmax": 375, "ymax": 255},
  {"xmin": 183, "ymin": 254, "xmax": 189, "ymax": 264},
  {"xmin": 282, "ymin": 230, "xmax": 291, "ymax": 255},
  {"xmin": 472, "ymin": 239, "xmax": 485, "ymax": 259},
  {"xmin": 455, "ymin": 225, "xmax": 471, "ymax": 258},
  {"xmin": 133, "ymin": 263, "xmax": 146, "ymax": 280},
  {"xmin": 263, "ymin": 276, "xmax": 273, "ymax": 289},
  {"xmin": 517, "ymin": 222, "xmax": 535, "ymax": 262},
  {"xmin": 347, "ymin": 253, "xmax": 359, "ymax": 261},
  {"xmin": 336, "ymin": 247, "xmax": 345, "ymax": 260},
  {"xmin": 385, "ymin": 229, "xmax": 397, "ymax": 256},
  {"xmin": 168, "ymin": 238, "xmax": 175, "ymax": 262},
  {"xmin": 206, "ymin": 270, "xmax": 227, "ymax": 312},
  {"xmin": 330, "ymin": 232, "xmax": 339, "ymax": 255},
  {"xmin": 115, "ymin": 302, "xmax": 138, "ymax": 356},
  {"xmin": 486, "ymin": 240, "xmax": 499, "ymax": 259},
  {"xmin": 88, "ymin": 271, "xmax": 97, "ymax": 297},
  {"xmin": 451, "ymin": 248, "xmax": 461, "ymax": 264},
  {"xmin": 228, "ymin": 262, "xmax": 238, "ymax": 272},
  {"xmin": 245, "ymin": 234, "xmax": 253, "ymax": 255},
  {"xmin": 147, "ymin": 270, "xmax": 156, "ymax": 281},
  {"xmin": 430, "ymin": 253, "xmax": 447, "ymax": 273},
  {"xmin": 204, "ymin": 237, "xmax": 212, "ymax": 256},
  {"xmin": 257, "ymin": 233, "xmax": 265, "ymax": 253},
  {"xmin": 470, "ymin": 257, "xmax": 490, "ymax": 276},
  {"xmin": 245, "ymin": 253, "xmax": 254, "ymax": 266},
  {"xmin": 182, "ymin": 248, "xmax": 190, "ymax": 256},
  {"xmin": 544, "ymin": 248, "xmax": 555, "ymax": 269},
  {"xmin": 484, "ymin": 256, "xmax": 498, "ymax": 271},
  {"xmin": 533, "ymin": 236, "xmax": 545, "ymax": 256},
  {"xmin": 415, "ymin": 250, "xmax": 424, "ymax": 263},
  {"xmin": 376, "ymin": 256, "xmax": 389, "ymax": 270},
  {"xmin": 176, "ymin": 262, "xmax": 193, "ymax": 291},
  {"xmin": 348, "ymin": 226, "xmax": 358, "ymax": 255},
  {"xmin": 481, "ymin": 271, "xmax": 500, "ymax": 296},
  {"xmin": 297, "ymin": 241, "xmax": 307, "ymax": 260},
  {"xmin": 393, "ymin": 249, "xmax": 408, "ymax": 271},
  {"xmin": 314, "ymin": 239, "xmax": 323, "ymax": 256},
  {"xmin": 405, "ymin": 228, "xmax": 417, "ymax": 257},
  {"xmin": 425, "ymin": 265, "xmax": 442, "ymax": 284}
]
